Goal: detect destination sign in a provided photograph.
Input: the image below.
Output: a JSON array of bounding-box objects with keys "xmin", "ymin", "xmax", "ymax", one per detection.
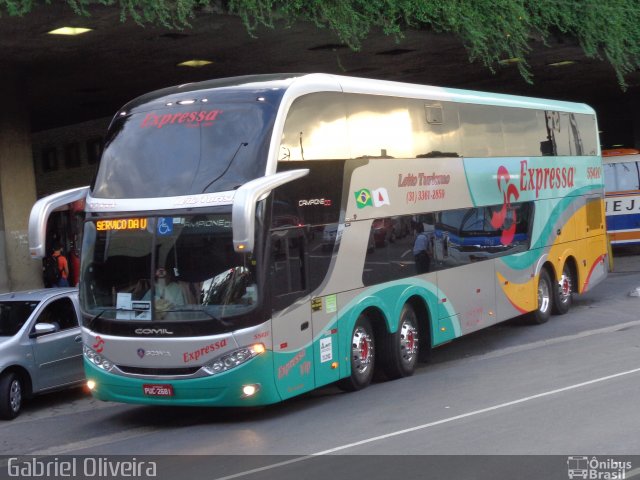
[{"xmin": 96, "ymin": 218, "xmax": 148, "ymax": 231}]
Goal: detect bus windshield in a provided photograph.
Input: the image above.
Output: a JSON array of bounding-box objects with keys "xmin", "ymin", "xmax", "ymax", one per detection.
[
  {"xmin": 92, "ymin": 101, "xmax": 276, "ymax": 198},
  {"xmin": 80, "ymin": 214, "xmax": 258, "ymax": 322}
]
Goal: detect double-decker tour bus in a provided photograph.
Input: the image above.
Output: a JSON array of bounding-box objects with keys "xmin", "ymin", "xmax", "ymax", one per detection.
[
  {"xmin": 602, "ymin": 148, "xmax": 640, "ymax": 245},
  {"xmin": 28, "ymin": 74, "xmax": 607, "ymax": 407}
]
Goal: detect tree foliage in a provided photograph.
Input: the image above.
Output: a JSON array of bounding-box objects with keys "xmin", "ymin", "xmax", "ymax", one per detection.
[{"xmin": 2, "ymin": 0, "xmax": 640, "ymax": 88}]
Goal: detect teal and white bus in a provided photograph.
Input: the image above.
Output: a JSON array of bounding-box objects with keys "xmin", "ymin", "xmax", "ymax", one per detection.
[{"xmin": 29, "ymin": 74, "xmax": 608, "ymax": 406}]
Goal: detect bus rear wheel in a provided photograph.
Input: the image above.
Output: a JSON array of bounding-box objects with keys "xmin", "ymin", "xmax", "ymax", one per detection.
[
  {"xmin": 552, "ymin": 263, "xmax": 573, "ymax": 315},
  {"xmin": 528, "ymin": 268, "xmax": 553, "ymax": 324},
  {"xmin": 338, "ymin": 314, "xmax": 375, "ymax": 391},
  {"xmin": 381, "ymin": 303, "xmax": 420, "ymax": 379}
]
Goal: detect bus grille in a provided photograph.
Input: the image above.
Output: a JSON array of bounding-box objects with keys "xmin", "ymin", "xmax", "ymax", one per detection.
[{"xmin": 117, "ymin": 365, "xmax": 201, "ymax": 376}]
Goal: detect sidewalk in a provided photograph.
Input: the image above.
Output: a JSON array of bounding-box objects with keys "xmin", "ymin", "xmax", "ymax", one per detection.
[{"xmin": 610, "ymin": 246, "xmax": 640, "ymax": 274}]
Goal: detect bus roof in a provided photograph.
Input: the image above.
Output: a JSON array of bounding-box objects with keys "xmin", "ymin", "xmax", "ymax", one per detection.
[
  {"xmin": 602, "ymin": 148, "xmax": 640, "ymax": 164},
  {"xmin": 119, "ymin": 73, "xmax": 596, "ymax": 116}
]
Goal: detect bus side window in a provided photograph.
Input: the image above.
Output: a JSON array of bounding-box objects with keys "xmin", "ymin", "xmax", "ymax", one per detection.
[{"xmin": 603, "ymin": 163, "xmax": 617, "ymax": 191}]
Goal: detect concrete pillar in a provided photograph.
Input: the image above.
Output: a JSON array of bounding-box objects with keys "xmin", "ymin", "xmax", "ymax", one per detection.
[{"xmin": 0, "ymin": 71, "xmax": 42, "ymax": 291}]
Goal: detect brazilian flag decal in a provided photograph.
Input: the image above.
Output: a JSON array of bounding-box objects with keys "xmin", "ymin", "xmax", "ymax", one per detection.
[{"xmin": 354, "ymin": 189, "xmax": 373, "ymax": 208}]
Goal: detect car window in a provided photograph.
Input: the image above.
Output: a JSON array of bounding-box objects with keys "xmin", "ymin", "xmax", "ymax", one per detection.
[
  {"xmin": 34, "ymin": 297, "xmax": 78, "ymax": 332},
  {"xmin": 0, "ymin": 301, "xmax": 39, "ymax": 336}
]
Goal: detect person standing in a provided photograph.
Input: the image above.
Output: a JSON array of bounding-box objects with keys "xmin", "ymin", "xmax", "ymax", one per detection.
[{"xmin": 52, "ymin": 242, "xmax": 70, "ymax": 287}]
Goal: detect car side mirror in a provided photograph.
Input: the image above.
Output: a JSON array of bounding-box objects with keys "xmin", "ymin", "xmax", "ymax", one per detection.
[{"xmin": 30, "ymin": 322, "xmax": 57, "ymax": 337}]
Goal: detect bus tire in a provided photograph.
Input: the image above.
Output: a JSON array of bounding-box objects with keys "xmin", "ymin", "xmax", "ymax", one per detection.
[
  {"xmin": 381, "ymin": 303, "xmax": 420, "ymax": 379},
  {"xmin": 528, "ymin": 268, "xmax": 553, "ymax": 324},
  {"xmin": 552, "ymin": 263, "xmax": 573, "ymax": 315},
  {"xmin": 338, "ymin": 314, "xmax": 375, "ymax": 392},
  {"xmin": 0, "ymin": 372, "xmax": 23, "ymax": 420}
]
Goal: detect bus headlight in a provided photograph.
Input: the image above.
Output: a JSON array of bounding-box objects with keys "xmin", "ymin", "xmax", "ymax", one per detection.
[
  {"xmin": 83, "ymin": 345, "xmax": 114, "ymax": 372},
  {"xmin": 202, "ymin": 343, "xmax": 266, "ymax": 375}
]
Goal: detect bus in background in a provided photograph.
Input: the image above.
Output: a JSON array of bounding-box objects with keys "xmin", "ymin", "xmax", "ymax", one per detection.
[
  {"xmin": 602, "ymin": 148, "xmax": 640, "ymax": 245},
  {"xmin": 28, "ymin": 74, "xmax": 608, "ymax": 408}
]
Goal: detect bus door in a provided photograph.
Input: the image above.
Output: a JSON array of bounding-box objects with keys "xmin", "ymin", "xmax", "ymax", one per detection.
[{"xmin": 270, "ymin": 226, "xmax": 315, "ymax": 399}]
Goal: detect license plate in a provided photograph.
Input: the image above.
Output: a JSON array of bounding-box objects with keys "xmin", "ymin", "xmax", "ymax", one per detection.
[{"xmin": 142, "ymin": 384, "xmax": 174, "ymax": 397}]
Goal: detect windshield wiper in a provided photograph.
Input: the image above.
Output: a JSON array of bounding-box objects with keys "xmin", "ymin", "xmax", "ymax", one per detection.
[
  {"xmin": 163, "ymin": 307, "xmax": 219, "ymax": 321},
  {"xmin": 201, "ymin": 142, "xmax": 248, "ymax": 193}
]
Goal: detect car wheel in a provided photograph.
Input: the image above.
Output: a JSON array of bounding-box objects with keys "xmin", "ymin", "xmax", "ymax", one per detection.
[
  {"xmin": 528, "ymin": 268, "xmax": 553, "ymax": 324},
  {"xmin": 338, "ymin": 314, "xmax": 375, "ymax": 391},
  {"xmin": 552, "ymin": 263, "xmax": 573, "ymax": 315},
  {"xmin": 0, "ymin": 372, "xmax": 23, "ymax": 420},
  {"xmin": 381, "ymin": 303, "xmax": 420, "ymax": 379}
]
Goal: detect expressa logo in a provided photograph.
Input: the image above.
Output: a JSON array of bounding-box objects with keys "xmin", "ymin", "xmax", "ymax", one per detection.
[
  {"xmin": 140, "ymin": 109, "xmax": 222, "ymax": 129},
  {"xmin": 518, "ymin": 159, "xmax": 575, "ymax": 198},
  {"xmin": 492, "ymin": 162, "xmax": 576, "ymax": 245},
  {"xmin": 491, "ymin": 166, "xmax": 520, "ymax": 245}
]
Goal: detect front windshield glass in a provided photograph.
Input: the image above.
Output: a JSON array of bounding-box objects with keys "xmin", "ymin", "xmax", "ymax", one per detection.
[
  {"xmin": 80, "ymin": 214, "xmax": 258, "ymax": 322},
  {"xmin": 0, "ymin": 301, "xmax": 39, "ymax": 336},
  {"xmin": 92, "ymin": 100, "xmax": 276, "ymax": 198}
]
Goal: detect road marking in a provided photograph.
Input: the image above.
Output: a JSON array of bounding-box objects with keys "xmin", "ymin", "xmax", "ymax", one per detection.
[
  {"xmin": 466, "ymin": 319, "xmax": 640, "ymax": 363},
  {"xmin": 626, "ymin": 467, "xmax": 640, "ymax": 479},
  {"xmin": 24, "ymin": 426, "xmax": 158, "ymax": 456},
  {"xmin": 213, "ymin": 365, "xmax": 640, "ymax": 480}
]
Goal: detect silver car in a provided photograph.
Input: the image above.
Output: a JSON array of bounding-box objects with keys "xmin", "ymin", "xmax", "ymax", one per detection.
[{"xmin": 0, "ymin": 288, "xmax": 84, "ymax": 419}]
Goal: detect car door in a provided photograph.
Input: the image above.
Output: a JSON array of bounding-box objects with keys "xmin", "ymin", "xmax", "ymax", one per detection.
[{"xmin": 29, "ymin": 295, "xmax": 83, "ymax": 391}]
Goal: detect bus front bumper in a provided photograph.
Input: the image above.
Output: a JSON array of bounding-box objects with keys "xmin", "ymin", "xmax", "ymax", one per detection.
[{"xmin": 83, "ymin": 353, "xmax": 281, "ymax": 407}]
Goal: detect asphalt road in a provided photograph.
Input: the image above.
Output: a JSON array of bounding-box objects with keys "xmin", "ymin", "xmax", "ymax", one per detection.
[{"xmin": 2, "ymin": 250, "xmax": 640, "ymax": 479}]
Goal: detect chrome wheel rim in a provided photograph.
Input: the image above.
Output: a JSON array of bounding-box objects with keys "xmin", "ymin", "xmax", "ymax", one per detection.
[
  {"xmin": 351, "ymin": 326, "xmax": 373, "ymax": 376},
  {"xmin": 9, "ymin": 379, "xmax": 21, "ymax": 413},
  {"xmin": 538, "ymin": 277, "xmax": 550, "ymax": 313},
  {"xmin": 558, "ymin": 271, "xmax": 572, "ymax": 304},
  {"xmin": 399, "ymin": 319, "xmax": 419, "ymax": 365}
]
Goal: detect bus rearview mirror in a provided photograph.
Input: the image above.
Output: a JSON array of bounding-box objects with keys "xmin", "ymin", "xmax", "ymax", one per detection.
[{"xmin": 232, "ymin": 169, "xmax": 309, "ymax": 253}]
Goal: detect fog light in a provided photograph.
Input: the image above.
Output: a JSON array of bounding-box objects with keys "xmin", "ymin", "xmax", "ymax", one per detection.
[
  {"xmin": 242, "ymin": 384, "xmax": 260, "ymax": 397},
  {"xmin": 87, "ymin": 380, "xmax": 96, "ymax": 391}
]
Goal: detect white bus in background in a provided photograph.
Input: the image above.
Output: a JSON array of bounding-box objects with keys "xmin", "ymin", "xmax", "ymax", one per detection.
[{"xmin": 603, "ymin": 148, "xmax": 640, "ymax": 245}]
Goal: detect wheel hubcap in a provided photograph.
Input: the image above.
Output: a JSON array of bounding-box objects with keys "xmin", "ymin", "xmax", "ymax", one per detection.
[
  {"xmin": 558, "ymin": 273, "xmax": 572, "ymax": 303},
  {"xmin": 352, "ymin": 326, "xmax": 373, "ymax": 375},
  {"xmin": 538, "ymin": 278, "xmax": 550, "ymax": 313},
  {"xmin": 399, "ymin": 320, "xmax": 419, "ymax": 363},
  {"xmin": 9, "ymin": 379, "xmax": 21, "ymax": 413}
]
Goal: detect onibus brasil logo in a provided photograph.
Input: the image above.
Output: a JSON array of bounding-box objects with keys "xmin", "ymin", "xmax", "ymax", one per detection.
[
  {"xmin": 567, "ymin": 456, "xmax": 632, "ymax": 479},
  {"xmin": 354, "ymin": 187, "xmax": 390, "ymax": 209}
]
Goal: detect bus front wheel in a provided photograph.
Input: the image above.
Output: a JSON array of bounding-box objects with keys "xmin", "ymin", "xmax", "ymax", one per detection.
[
  {"xmin": 338, "ymin": 314, "xmax": 375, "ymax": 391},
  {"xmin": 381, "ymin": 303, "xmax": 420, "ymax": 379},
  {"xmin": 529, "ymin": 268, "xmax": 553, "ymax": 324}
]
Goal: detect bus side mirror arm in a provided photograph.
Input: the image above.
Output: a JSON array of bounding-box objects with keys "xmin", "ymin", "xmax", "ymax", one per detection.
[
  {"xmin": 28, "ymin": 186, "xmax": 90, "ymax": 258},
  {"xmin": 232, "ymin": 169, "xmax": 309, "ymax": 253}
]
